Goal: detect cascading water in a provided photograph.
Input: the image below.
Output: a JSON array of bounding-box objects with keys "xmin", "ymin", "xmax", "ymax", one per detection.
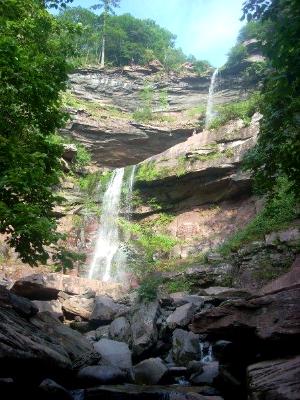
[
  {"xmin": 200, "ymin": 341, "xmax": 214, "ymax": 363},
  {"xmin": 88, "ymin": 165, "xmax": 136, "ymax": 281},
  {"xmin": 126, "ymin": 164, "xmax": 136, "ymax": 217},
  {"xmin": 205, "ymin": 68, "xmax": 219, "ymax": 128},
  {"xmin": 88, "ymin": 168, "xmax": 125, "ymax": 281}
]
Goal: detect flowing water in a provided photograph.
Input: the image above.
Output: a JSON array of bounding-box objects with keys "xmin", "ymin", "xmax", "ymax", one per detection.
[
  {"xmin": 88, "ymin": 165, "xmax": 136, "ymax": 281},
  {"xmin": 200, "ymin": 341, "xmax": 214, "ymax": 363},
  {"xmin": 205, "ymin": 68, "xmax": 219, "ymax": 128}
]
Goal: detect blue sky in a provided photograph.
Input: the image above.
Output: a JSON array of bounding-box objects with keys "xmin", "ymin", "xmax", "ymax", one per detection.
[{"xmin": 62, "ymin": 0, "xmax": 245, "ymax": 67}]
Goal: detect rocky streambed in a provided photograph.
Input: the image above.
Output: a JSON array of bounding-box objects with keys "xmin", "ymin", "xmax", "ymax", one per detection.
[{"xmin": 0, "ymin": 255, "xmax": 299, "ymax": 400}]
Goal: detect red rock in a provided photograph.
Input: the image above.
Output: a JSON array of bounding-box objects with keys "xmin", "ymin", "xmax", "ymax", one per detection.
[
  {"xmin": 247, "ymin": 356, "xmax": 300, "ymax": 400},
  {"xmin": 260, "ymin": 255, "xmax": 300, "ymax": 295}
]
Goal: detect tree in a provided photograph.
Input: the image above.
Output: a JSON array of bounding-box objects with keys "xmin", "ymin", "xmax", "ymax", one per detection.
[
  {"xmin": 91, "ymin": 0, "xmax": 121, "ymax": 67},
  {"xmin": 0, "ymin": 0, "xmax": 71, "ymax": 264},
  {"xmin": 242, "ymin": 0, "xmax": 300, "ymax": 197}
]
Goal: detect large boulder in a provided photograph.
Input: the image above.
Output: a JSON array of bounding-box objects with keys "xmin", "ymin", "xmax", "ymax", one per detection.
[
  {"xmin": 247, "ymin": 356, "xmax": 300, "ymax": 400},
  {"xmin": 0, "ymin": 285, "xmax": 38, "ymax": 318},
  {"xmin": 166, "ymin": 303, "xmax": 197, "ymax": 329},
  {"xmin": 62, "ymin": 143, "xmax": 77, "ymax": 162},
  {"xmin": 33, "ymin": 300, "xmax": 63, "ymax": 319},
  {"xmin": 109, "ymin": 316, "xmax": 131, "ymax": 343},
  {"xmin": 130, "ymin": 301, "xmax": 160, "ymax": 357},
  {"xmin": 192, "ymin": 286, "xmax": 300, "ymax": 348},
  {"xmin": 93, "ymin": 339, "xmax": 132, "ymax": 371},
  {"xmin": 0, "ymin": 291, "xmax": 96, "ymax": 379},
  {"xmin": 77, "ymin": 364, "xmax": 128, "ymax": 385},
  {"xmin": 11, "ymin": 273, "xmax": 122, "ymax": 300},
  {"xmin": 89, "ymin": 296, "xmax": 129, "ymax": 325},
  {"xmin": 190, "ymin": 361, "xmax": 219, "ymax": 385},
  {"xmin": 172, "ymin": 329, "xmax": 201, "ymax": 366},
  {"xmin": 133, "ymin": 357, "xmax": 168, "ymax": 385},
  {"xmin": 62, "ymin": 296, "xmax": 94, "ymax": 320}
]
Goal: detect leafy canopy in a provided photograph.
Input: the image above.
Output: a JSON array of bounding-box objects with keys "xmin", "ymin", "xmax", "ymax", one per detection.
[
  {"xmin": 242, "ymin": 0, "xmax": 300, "ymax": 197},
  {"xmin": 0, "ymin": 0, "xmax": 71, "ymax": 264}
]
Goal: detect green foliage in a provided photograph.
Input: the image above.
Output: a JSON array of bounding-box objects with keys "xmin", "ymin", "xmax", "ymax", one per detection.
[
  {"xmin": 119, "ymin": 218, "xmax": 178, "ymax": 262},
  {"xmin": 209, "ymin": 92, "xmax": 261, "ymax": 129},
  {"xmin": 133, "ymin": 85, "xmax": 154, "ymax": 122},
  {"xmin": 0, "ymin": 0, "xmax": 71, "ymax": 265},
  {"xmin": 237, "ymin": 20, "xmax": 269, "ymax": 43},
  {"xmin": 74, "ymin": 144, "xmax": 92, "ymax": 169},
  {"xmin": 219, "ymin": 176, "xmax": 298, "ymax": 255},
  {"xmin": 57, "ymin": 7, "xmax": 210, "ymax": 70},
  {"xmin": 53, "ymin": 247, "xmax": 86, "ymax": 273},
  {"xmin": 225, "ymin": 43, "xmax": 248, "ymax": 68},
  {"xmin": 165, "ymin": 278, "xmax": 192, "ymax": 293},
  {"xmin": 242, "ymin": 0, "xmax": 300, "ymax": 197},
  {"xmin": 137, "ymin": 275, "xmax": 162, "ymax": 302},
  {"xmin": 136, "ymin": 162, "xmax": 160, "ymax": 181}
]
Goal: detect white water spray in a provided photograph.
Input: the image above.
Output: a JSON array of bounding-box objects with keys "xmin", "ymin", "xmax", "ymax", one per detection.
[
  {"xmin": 127, "ymin": 165, "xmax": 136, "ymax": 217},
  {"xmin": 205, "ymin": 68, "xmax": 219, "ymax": 128},
  {"xmin": 88, "ymin": 168, "xmax": 125, "ymax": 281}
]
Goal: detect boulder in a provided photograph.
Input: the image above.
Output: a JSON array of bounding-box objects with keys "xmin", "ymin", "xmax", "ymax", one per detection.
[
  {"xmin": 166, "ymin": 303, "xmax": 196, "ymax": 329},
  {"xmin": 133, "ymin": 358, "xmax": 168, "ymax": 385},
  {"xmin": 77, "ymin": 364, "xmax": 128, "ymax": 385},
  {"xmin": 93, "ymin": 339, "xmax": 132, "ymax": 371},
  {"xmin": 85, "ymin": 384, "xmax": 221, "ymax": 399},
  {"xmin": 39, "ymin": 379, "xmax": 73, "ymax": 400},
  {"xmin": 0, "ymin": 286, "xmax": 38, "ymax": 318},
  {"xmin": 62, "ymin": 296, "xmax": 94, "ymax": 320},
  {"xmin": 192, "ymin": 286, "xmax": 300, "ymax": 348},
  {"xmin": 62, "ymin": 143, "xmax": 77, "ymax": 162},
  {"xmin": 168, "ymin": 292, "xmax": 205, "ymax": 308},
  {"xmin": 109, "ymin": 316, "xmax": 131, "ymax": 343},
  {"xmin": 260, "ymin": 255, "xmax": 300, "ymax": 295},
  {"xmin": 90, "ymin": 296, "xmax": 128, "ymax": 325},
  {"xmin": 247, "ymin": 356, "xmax": 300, "ymax": 400},
  {"xmin": 11, "ymin": 273, "xmax": 122, "ymax": 300},
  {"xmin": 172, "ymin": 329, "xmax": 201, "ymax": 366},
  {"xmin": 131, "ymin": 301, "xmax": 160, "ymax": 357},
  {"xmin": 0, "ymin": 292, "xmax": 96, "ymax": 379},
  {"xmin": 190, "ymin": 361, "xmax": 219, "ymax": 385},
  {"xmin": 198, "ymin": 287, "xmax": 252, "ymax": 299},
  {"xmin": 33, "ymin": 300, "xmax": 63, "ymax": 319}
]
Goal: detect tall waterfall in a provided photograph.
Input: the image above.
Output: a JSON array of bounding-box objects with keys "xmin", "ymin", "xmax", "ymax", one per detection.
[
  {"xmin": 205, "ymin": 68, "xmax": 219, "ymax": 128},
  {"xmin": 88, "ymin": 165, "xmax": 136, "ymax": 281},
  {"xmin": 88, "ymin": 168, "xmax": 125, "ymax": 281}
]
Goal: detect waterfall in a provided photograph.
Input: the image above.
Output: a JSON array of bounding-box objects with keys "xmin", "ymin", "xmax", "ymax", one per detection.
[
  {"xmin": 88, "ymin": 165, "xmax": 136, "ymax": 281},
  {"xmin": 127, "ymin": 164, "xmax": 136, "ymax": 217},
  {"xmin": 200, "ymin": 341, "xmax": 214, "ymax": 363},
  {"xmin": 205, "ymin": 68, "xmax": 219, "ymax": 128},
  {"xmin": 88, "ymin": 167, "xmax": 125, "ymax": 281}
]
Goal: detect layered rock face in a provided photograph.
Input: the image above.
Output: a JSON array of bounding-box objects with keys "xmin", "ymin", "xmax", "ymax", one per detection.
[
  {"xmin": 63, "ymin": 65, "xmax": 256, "ymax": 167},
  {"xmin": 134, "ymin": 113, "xmax": 260, "ymax": 211}
]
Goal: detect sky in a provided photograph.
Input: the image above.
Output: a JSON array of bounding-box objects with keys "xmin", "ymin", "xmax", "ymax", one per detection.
[{"xmin": 62, "ymin": 0, "xmax": 246, "ymax": 67}]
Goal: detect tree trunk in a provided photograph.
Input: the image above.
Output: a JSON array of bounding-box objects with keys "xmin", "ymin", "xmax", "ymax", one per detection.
[{"xmin": 100, "ymin": 34, "xmax": 105, "ymax": 67}]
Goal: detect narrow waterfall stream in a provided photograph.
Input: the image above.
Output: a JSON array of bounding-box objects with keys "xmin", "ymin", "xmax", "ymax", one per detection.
[
  {"xmin": 88, "ymin": 165, "xmax": 136, "ymax": 281},
  {"xmin": 205, "ymin": 68, "xmax": 219, "ymax": 128}
]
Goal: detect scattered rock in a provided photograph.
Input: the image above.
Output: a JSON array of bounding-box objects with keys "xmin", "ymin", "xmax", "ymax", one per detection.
[
  {"xmin": 131, "ymin": 301, "xmax": 160, "ymax": 357},
  {"xmin": 172, "ymin": 329, "xmax": 201, "ymax": 366},
  {"xmin": 167, "ymin": 303, "xmax": 196, "ymax": 329},
  {"xmin": 190, "ymin": 361, "xmax": 219, "ymax": 385},
  {"xmin": 33, "ymin": 300, "xmax": 63, "ymax": 319},
  {"xmin": 93, "ymin": 339, "xmax": 132, "ymax": 371},
  {"xmin": 39, "ymin": 379, "xmax": 73, "ymax": 400},
  {"xmin": 109, "ymin": 316, "xmax": 131, "ymax": 343},
  {"xmin": 133, "ymin": 357, "xmax": 168, "ymax": 385},
  {"xmin": 77, "ymin": 364, "xmax": 128, "ymax": 385},
  {"xmin": 62, "ymin": 296, "xmax": 94, "ymax": 320},
  {"xmin": 11, "ymin": 273, "xmax": 122, "ymax": 300},
  {"xmin": 0, "ymin": 286, "xmax": 38, "ymax": 318},
  {"xmin": 90, "ymin": 296, "xmax": 128, "ymax": 325}
]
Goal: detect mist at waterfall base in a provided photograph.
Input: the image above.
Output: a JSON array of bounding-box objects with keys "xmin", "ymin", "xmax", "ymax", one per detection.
[{"xmin": 88, "ymin": 166, "xmax": 136, "ymax": 281}]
